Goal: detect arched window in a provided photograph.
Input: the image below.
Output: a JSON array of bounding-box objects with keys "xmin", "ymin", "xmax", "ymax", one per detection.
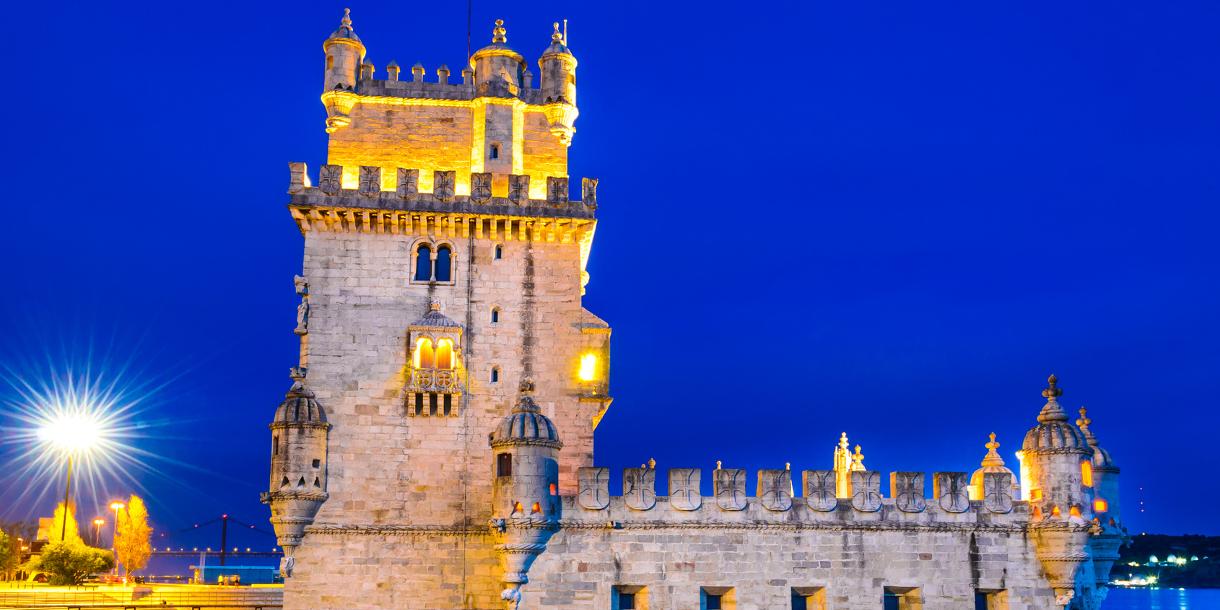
[
  {"xmin": 414, "ymin": 244, "xmax": 432, "ymax": 281},
  {"xmin": 490, "ymin": 143, "xmax": 500, "ymax": 160},
  {"xmin": 491, "ymin": 367, "xmax": 500, "ymax": 383},
  {"xmin": 434, "ymin": 245, "xmax": 452, "ymax": 282},
  {"xmin": 436, "ymin": 338, "xmax": 454, "ymax": 370},
  {"xmin": 494, "ymin": 244, "xmax": 503, "ymax": 260},
  {"xmin": 273, "ymin": 435, "xmax": 279, "ymax": 456},
  {"xmin": 326, "ymin": 55, "xmax": 334, "ymax": 70},
  {"xmin": 491, "ymin": 308, "xmax": 500, "ymax": 325},
  {"xmin": 497, "ymin": 453, "xmax": 512, "ymax": 476},
  {"xmin": 1081, "ymin": 460, "xmax": 1094, "ymax": 487},
  {"xmin": 414, "ymin": 338, "xmax": 435, "ymax": 369}
]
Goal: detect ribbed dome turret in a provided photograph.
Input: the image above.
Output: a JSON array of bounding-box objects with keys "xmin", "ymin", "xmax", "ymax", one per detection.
[
  {"xmin": 273, "ymin": 369, "xmax": 328, "ymax": 425},
  {"xmin": 540, "ymin": 23, "xmax": 576, "ymax": 62},
  {"xmin": 970, "ymin": 433, "xmax": 1020, "ymax": 494},
  {"xmin": 325, "ymin": 8, "xmax": 362, "ymax": 45},
  {"xmin": 470, "ymin": 19, "xmax": 525, "ymax": 68},
  {"xmin": 1076, "ymin": 407, "xmax": 1118, "ymax": 470},
  {"xmin": 490, "ymin": 379, "xmax": 562, "ymax": 448},
  {"xmin": 1022, "ymin": 374, "xmax": 1088, "ymax": 452}
]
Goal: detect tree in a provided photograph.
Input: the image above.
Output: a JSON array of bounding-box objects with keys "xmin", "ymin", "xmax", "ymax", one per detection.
[
  {"xmin": 0, "ymin": 530, "xmax": 17, "ymax": 581},
  {"xmin": 114, "ymin": 495, "xmax": 152, "ymax": 575},
  {"xmin": 24, "ymin": 541, "xmax": 113, "ymax": 585},
  {"xmin": 49, "ymin": 502, "xmax": 82, "ymax": 545}
]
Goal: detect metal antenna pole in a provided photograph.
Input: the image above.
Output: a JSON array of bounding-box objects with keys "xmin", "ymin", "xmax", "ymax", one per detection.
[
  {"xmin": 219, "ymin": 514, "xmax": 229, "ymax": 567},
  {"xmin": 466, "ymin": 0, "xmax": 472, "ymax": 61},
  {"xmin": 59, "ymin": 455, "xmax": 73, "ymax": 541}
]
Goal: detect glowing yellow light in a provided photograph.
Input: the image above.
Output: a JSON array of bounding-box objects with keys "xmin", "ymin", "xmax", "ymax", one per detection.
[
  {"xmin": 37, "ymin": 411, "xmax": 104, "ymax": 454},
  {"xmin": 436, "ymin": 339, "xmax": 454, "ymax": 370},
  {"xmin": 93, "ymin": 518, "xmax": 105, "ymax": 526},
  {"xmin": 110, "ymin": 501, "xmax": 125, "ymax": 511},
  {"xmin": 1081, "ymin": 460, "xmax": 1093, "ymax": 487},
  {"xmin": 1093, "ymin": 498, "xmax": 1108, "ymax": 513},
  {"xmin": 578, "ymin": 353, "xmax": 597, "ymax": 381}
]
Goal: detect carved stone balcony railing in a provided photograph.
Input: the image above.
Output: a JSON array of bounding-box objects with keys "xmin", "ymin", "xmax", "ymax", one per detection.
[{"xmin": 407, "ymin": 368, "xmax": 463, "ymax": 394}]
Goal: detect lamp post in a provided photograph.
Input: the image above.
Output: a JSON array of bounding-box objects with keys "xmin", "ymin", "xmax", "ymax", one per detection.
[
  {"xmin": 38, "ymin": 411, "xmax": 102, "ymax": 542},
  {"xmin": 92, "ymin": 518, "xmax": 105, "ymax": 546},
  {"xmin": 110, "ymin": 501, "xmax": 125, "ymax": 578}
]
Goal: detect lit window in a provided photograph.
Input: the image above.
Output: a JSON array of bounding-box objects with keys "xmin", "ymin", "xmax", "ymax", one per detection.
[
  {"xmin": 1081, "ymin": 460, "xmax": 1093, "ymax": 487},
  {"xmin": 414, "ymin": 338, "xmax": 435, "ymax": 368},
  {"xmin": 436, "ymin": 338, "xmax": 454, "ymax": 370},
  {"xmin": 1094, "ymin": 498, "xmax": 1109, "ymax": 513},
  {"xmin": 1069, "ymin": 505, "xmax": 1082, "ymax": 518},
  {"xmin": 578, "ymin": 353, "xmax": 597, "ymax": 381}
]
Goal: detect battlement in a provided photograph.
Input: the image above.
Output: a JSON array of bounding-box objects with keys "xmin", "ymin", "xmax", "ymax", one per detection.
[
  {"xmin": 287, "ymin": 162, "xmax": 597, "ymax": 227},
  {"xmin": 350, "ymin": 64, "xmax": 555, "ymax": 106},
  {"xmin": 561, "ymin": 466, "xmax": 1028, "ymax": 531}
]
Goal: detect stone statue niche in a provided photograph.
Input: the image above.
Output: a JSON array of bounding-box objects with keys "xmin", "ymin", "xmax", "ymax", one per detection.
[{"xmin": 293, "ymin": 275, "xmax": 309, "ymax": 336}]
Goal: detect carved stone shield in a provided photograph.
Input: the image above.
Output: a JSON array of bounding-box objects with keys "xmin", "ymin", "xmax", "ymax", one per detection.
[
  {"xmin": 891, "ymin": 472, "xmax": 926, "ymax": 513},
  {"xmin": 508, "ymin": 174, "xmax": 530, "ymax": 204},
  {"xmin": 396, "ymin": 168, "xmax": 419, "ymax": 197},
  {"xmin": 432, "ymin": 171, "xmax": 455, "ymax": 202},
  {"xmin": 623, "ymin": 467, "xmax": 656, "ymax": 511},
  {"xmin": 319, "ymin": 164, "xmax": 342, "ymax": 195},
  {"xmin": 935, "ymin": 472, "xmax": 971, "ymax": 513},
  {"xmin": 470, "ymin": 172, "xmax": 492, "ymax": 204},
  {"xmin": 358, "ymin": 166, "xmax": 380, "ymax": 197},
  {"xmin": 577, "ymin": 467, "xmax": 609, "ymax": 510},
  {"xmin": 803, "ymin": 470, "xmax": 837, "ymax": 512},
  {"xmin": 714, "ymin": 468, "xmax": 747, "ymax": 511},
  {"xmin": 982, "ymin": 472, "xmax": 1014, "ymax": 514},
  {"xmin": 668, "ymin": 468, "xmax": 701, "ymax": 511},
  {"xmin": 850, "ymin": 470, "xmax": 882, "ymax": 512},
  {"xmin": 546, "ymin": 176, "xmax": 569, "ymax": 204},
  {"xmin": 758, "ymin": 469, "xmax": 793, "ymax": 512},
  {"xmin": 581, "ymin": 177, "xmax": 598, "ymax": 208}
]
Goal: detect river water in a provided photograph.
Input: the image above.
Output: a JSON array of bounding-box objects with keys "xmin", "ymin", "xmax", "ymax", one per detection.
[{"xmin": 1105, "ymin": 588, "xmax": 1220, "ymax": 609}]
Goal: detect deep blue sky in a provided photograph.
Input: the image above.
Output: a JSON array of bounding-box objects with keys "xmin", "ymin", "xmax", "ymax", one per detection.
[{"xmin": 2, "ymin": 1, "xmax": 1218, "ymax": 546}]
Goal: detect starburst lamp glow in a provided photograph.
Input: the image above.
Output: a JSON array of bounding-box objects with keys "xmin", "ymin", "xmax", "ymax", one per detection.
[{"xmin": 37, "ymin": 411, "xmax": 105, "ymax": 454}]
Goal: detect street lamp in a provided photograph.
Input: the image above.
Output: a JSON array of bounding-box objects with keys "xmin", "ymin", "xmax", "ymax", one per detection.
[
  {"xmin": 92, "ymin": 518, "xmax": 105, "ymax": 546},
  {"xmin": 110, "ymin": 501, "xmax": 125, "ymax": 578},
  {"xmin": 37, "ymin": 411, "xmax": 103, "ymax": 541}
]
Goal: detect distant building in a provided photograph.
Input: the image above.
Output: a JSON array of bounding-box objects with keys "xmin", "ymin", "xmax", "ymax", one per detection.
[{"xmin": 260, "ymin": 10, "xmax": 1125, "ymax": 609}]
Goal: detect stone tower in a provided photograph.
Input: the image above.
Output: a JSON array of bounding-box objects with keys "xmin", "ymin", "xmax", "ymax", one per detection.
[{"xmin": 269, "ymin": 10, "xmax": 610, "ymax": 608}]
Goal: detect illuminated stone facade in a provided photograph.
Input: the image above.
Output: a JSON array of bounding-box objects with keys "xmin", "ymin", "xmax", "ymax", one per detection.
[{"xmin": 262, "ymin": 11, "xmax": 1124, "ymax": 610}]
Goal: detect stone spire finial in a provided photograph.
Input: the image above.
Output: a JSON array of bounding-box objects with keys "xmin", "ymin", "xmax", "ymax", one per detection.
[
  {"xmin": 341, "ymin": 8, "xmax": 353, "ymax": 28},
  {"xmin": 839, "ymin": 432, "xmax": 849, "ymax": 451},
  {"xmin": 1037, "ymin": 373, "xmax": 1069, "ymax": 423},
  {"xmin": 1076, "ymin": 407, "xmax": 1098, "ymax": 444},
  {"xmin": 552, "ymin": 22, "xmax": 563, "ymax": 43},
  {"xmin": 509, "ymin": 378, "xmax": 540, "ymax": 415},
  {"xmin": 715, "ymin": 460, "xmax": 722, "ymax": 471},
  {"xmin": 981, "ymin": 432, "xmax": 1006, "ymax": 468},
  {"xmin": 648, "ymin": 457, "xmax": 656, "ymax": 470},
  {"xmin": 492, "ymin": 19, "xmax": 507, "ymax": 44}
]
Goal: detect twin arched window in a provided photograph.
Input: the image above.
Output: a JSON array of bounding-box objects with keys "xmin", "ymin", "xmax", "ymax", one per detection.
[
  {"xmin": 414, "ymin": 337, "xmax": 455, "ymax": 369},
  {"xmin": 414, "ymin": 243, "xmax": 453, "ymax": 283}
]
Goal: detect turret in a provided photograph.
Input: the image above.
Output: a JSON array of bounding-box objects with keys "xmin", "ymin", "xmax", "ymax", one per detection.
[
  {"xmin": 471, "ymin": 19, "xmax": 525, "ymax": 98},
  {"xmin": 321, "ymin": 9, "xmax": 365, "ymax": 133},
  {"xmin": 538, "ymin": 22, "xmax": 579, "ymax": 145},
  {"xmin": 1077, "ymin": 407, "xmax": 1125, "ymax": 607},
  {"xmin": 260, "ymin": 367, "xmax": 330, "ymax": 577},
  {"xmin": 1022, "ymin": 374, "xmax": 1096, "ymax": 608},
  {"xmin": 322, "ymin": 8, "xmax": 365, "ymax": 93},
  {"xmin": 488, "ymin": 379, "xmax": 562, "ymax": 608}
]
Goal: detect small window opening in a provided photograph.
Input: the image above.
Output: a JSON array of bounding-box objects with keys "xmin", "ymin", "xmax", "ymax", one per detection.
[
  {"xmin": 497, "ymin": 453, "xmax": 512, "ymax": 476},
  {"xmin": 491, "ymin": 367, "xmax": 500, "ymax": 383},
  {"xmin": 312, "ymin": 477, "xmax": 321, "ymax": 488},
  {"xmin": 311, "ymin": 459, "xmax": 321, "ymax": 468},
  {"xmin": 273, "ymin": 435, "xmax": 279, "ymax": 456},
  {"xmin": 434, "ymin": 245, "xmax": 452, "ymax": 282},
  {"xmin": 614, "ymin": 586, "xmax": 646, "ymax": 610},
  {"xmin": 1081, "ymin": 460, "xmax": 1094, "ymax": 487},
  {"xmin": 791, "ymin": 587, "xmax": 825, "ymax": 610},
  {"xmin": 296, "ymin": 477, "xmax": 306, "ymax": 489},
  {"xmin": 883, "ymin": 586, "xmax": 921, "ymax": 610},
  {"xmin": 494, "ymin": 244, "xmax": 503, "ymax": 260},
  {"xmin": 1094, "ymin": 498, "xmax": 1109, "ymax": 513},
  {"xmin": 414, "ymin": 244, "xmax": 432, "ymax": 281},
  {"xmin": 491, "ymin": 308, "xmax": 500, "ymax": 324},
  {"xmin": 1069, "ymin": 505, "xmax": 1082, "ymax": 518},
  {"xmin": 531, "ymin": 501, "xmax": 542, "ymax": 514},
  {"xmin": 619, "ymin": 592, "xmax": 636, "ymax": 610},
  {"xmin": 414, "ymin": 393, "xmax": 424, "ymax": 416},
  {"xmin": 549, "ymin": 483, "xmax": 558, "ymax": 496},
  {"xmin": 280, "ymin": 476, "xmax": 290, "ymax": 487},
  {"xmin": 700, "ymin": 587, "xmax": 733, "ymax": 610},
  {"xmin": 443, "ymin": 393, "xmax": 453, "ymax": 416},
  {"xmin": 490, "ymin": 143, "xmax": 500, "ymax": 159},
  {"xmin": 326, "ymin": 55, "xmax": 334, "ymax": 70},
  {"xmin": 974, "ymin": 590, "xmax": 1005, "ymax": 610},
  {"xmin": 429, "ymin": 393, "xmax": 439, "ymax": 416}
]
